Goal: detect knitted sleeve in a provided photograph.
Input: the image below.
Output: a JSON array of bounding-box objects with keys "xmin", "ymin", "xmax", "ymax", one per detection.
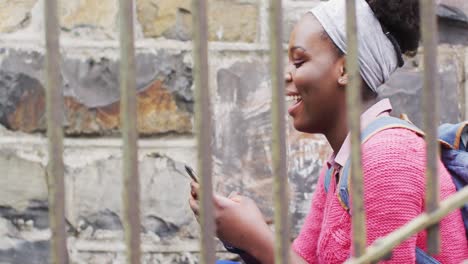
[
  {"xmin": 292, "ymin": 164, "xmax": 328, "ymax": 263},
  {"xmin": 353, "ymin": 128, "xmax": 426, "ymax": 263}
]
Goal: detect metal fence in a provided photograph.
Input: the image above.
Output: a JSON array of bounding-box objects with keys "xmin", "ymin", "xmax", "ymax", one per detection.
[{"xmin": 43, "ymin": 0, "xmax": 468, "ymax": 263}]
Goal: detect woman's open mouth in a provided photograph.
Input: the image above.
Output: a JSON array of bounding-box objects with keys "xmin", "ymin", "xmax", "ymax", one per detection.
[{"xmin": 286, "ymin": 95, "xmax": 303, "ymax": 115}]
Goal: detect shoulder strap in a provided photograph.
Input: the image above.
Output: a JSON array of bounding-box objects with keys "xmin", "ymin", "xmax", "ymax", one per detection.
[
  {"xmin": 324, "ymin": 116, "xmax": 421, "ymax": 196},
  {"xmin": 324, "ymin": 167, "xmax": 334, "ymax": 193},
  {"xmin": 337, "ymin": 116, "xmax": 424, "ymax": 211},
  {"xmin": 361, "ymin": 116, "xmax": 424, "ymax": 141}
]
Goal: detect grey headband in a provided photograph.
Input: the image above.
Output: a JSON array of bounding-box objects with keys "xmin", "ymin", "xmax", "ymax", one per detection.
[{"xmin": 310, "ymin": 0, "xmax": 400, "ymax": 92}]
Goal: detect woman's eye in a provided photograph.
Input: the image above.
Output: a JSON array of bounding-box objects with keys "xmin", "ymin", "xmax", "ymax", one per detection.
[{"xmin": 294, "ymin": 61, "xmax": 304, "ymax": 68}]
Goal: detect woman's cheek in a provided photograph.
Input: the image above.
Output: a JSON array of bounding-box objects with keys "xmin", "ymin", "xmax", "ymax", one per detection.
[
  {"xmin": 295, "ymin": 64, "xmax": 324, "ymax": 90},
  {"xmin": 299, "ymin": 61, "xmax": 338, "ymax": 97}
]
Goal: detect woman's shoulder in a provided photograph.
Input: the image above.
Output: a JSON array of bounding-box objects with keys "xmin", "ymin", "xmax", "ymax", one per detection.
[
  {"xmin": 362, "ymin": 126, "xmax": 426, "ymax": 157},
  {"xmin": 360, "ymin": 127, "xmax": 427, "ymax": 185}
]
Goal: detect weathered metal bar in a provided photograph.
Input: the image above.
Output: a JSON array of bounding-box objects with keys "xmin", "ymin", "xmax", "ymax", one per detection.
[
  {"xmin": 269, "ymin": 0, "xmax": 289, "ymax": 263},
  {"xmin": 345, "ymin": 0, "xmax": 367, "ymax": 258},
  {"xmin": 119, "ymin": 0, "xmax": 141, "ymax": 263},
  {"xmin": 44, "ymin": 0, "xmax": 68, "ymax": 263},
  {"xmin": 192, "ymin": 0, "xmax": 216, "ymax": 263},
  {"xmin": 345, "ymin": 186, "xmax": 468, "ymax": 264},
  {"xmin": 420, "ymin": 0, "xmax": 440, "ymax": 255}
]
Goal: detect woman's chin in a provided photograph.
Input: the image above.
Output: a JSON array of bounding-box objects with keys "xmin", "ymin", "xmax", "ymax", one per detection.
[
  {"xmin": 292, "ymin": 118, "xmax": 307, "ymax": 133},
  {"xmin": 291, "ymin": 118, "xmax": 319, "ymax": 134}
]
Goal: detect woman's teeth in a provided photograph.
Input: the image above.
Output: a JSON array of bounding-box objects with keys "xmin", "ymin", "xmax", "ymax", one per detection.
[{"xmin": 286, "ymin": 95, "xmax": 302, "ymax": 103}]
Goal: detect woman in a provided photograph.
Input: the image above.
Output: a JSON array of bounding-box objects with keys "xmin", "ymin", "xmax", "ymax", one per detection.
[{"xmin": 189, "ymin": 0, "xmax": 468, "ymax": 263}]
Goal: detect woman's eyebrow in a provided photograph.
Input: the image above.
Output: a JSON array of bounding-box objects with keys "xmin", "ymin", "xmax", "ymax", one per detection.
[{"xmin": 289, "ymin": 46, "xmax": 307, "ymax": 53}]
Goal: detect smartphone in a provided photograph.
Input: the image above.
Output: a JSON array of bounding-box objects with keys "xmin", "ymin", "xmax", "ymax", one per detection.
[{"xmin": 184, "ymin": 165, "xmax": 199, "ymax": 183}]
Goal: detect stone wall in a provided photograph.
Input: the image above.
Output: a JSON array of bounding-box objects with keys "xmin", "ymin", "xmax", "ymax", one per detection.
[{"xmin": 0, "ymin": 0, "xmax": 466, "ymax": 263}]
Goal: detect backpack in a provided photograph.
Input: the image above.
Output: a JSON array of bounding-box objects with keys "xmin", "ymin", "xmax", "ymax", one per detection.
[{"xmin": 323, "ymin": 116, "xmax": 468, "ymax": 263}]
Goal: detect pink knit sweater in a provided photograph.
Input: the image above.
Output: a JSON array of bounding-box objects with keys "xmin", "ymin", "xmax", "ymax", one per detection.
[{"xmin": 292, "ymin": 128, "xmax": 468, "ymax": 263}]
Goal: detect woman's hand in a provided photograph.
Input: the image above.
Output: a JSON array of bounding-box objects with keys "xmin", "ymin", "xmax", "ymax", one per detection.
[{"xmin": 188, "ymin": 181, "xmax": 274, "ymax": 263}]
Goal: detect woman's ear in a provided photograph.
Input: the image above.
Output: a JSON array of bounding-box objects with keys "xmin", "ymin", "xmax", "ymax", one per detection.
[{"xmin": 337, "ymin": 57, "xmax": 348, "ymax": 86}]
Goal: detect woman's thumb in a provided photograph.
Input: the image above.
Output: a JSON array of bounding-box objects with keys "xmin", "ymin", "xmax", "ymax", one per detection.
[
  {"xmin": 214, "ymin": 194, "xmax": 234, "ymax": 208},
  {"xmin": 228, "ymin": 192, "xmax": 242, "ymax": 202}
]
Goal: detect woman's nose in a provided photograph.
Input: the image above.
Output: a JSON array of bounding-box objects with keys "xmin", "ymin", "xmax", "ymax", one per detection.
[
  {"xmin": 285, "ymin": 64, "xmax": 294, "ymax": 83},
  {"xmin": 285, "ymin": 72, "xmax": 292, "ymax": 83}
]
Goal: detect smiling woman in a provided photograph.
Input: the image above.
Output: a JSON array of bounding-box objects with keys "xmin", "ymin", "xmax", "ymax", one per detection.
[
  {"xmin": 285, "ymin": 13, "xmax": 348, "ymax": 138},
  {"xmin": 188, "ymin": 0, "xmax": 468, "ymax": 263},
  {"xmin": 286, "ymin": 0, "xmax": 468, "ymax": 263}
]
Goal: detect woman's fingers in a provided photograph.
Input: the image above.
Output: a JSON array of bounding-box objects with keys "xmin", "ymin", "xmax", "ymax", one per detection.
[
  {"xmin": 228, "ymin": 191, "xmax": 239, "ymax": 200},
  {"xmin": 189, "ymin": 195, "xmax": 200, "ymax": 216},
  {"xmin": 191, "ymin": 189, "xmax": 197, "ymax": 200},
  {"xmin": 190, "ymin": 181, "xmax": 199, "ymax": 200},
  {"xmin": 214, "ymin": 193, "xmax": 239, "ymax": 210},
  {"xmin": 190, "ymin": 185, "xmax": 246, "ymax": 222},
  {"xmin": 228, "ymin": 193, "xmax": 242, "ymax": 203}
]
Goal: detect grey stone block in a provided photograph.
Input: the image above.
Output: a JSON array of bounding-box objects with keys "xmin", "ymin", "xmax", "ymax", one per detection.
[{"xmin": 0, "ymin": 49, "xmax": 193, "ymax": 135}]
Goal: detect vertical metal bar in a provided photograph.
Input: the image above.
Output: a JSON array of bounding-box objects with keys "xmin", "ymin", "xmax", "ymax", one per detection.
[
  {"xmin": 420, "ymin": 0, "xmax": 440, "ymax": 255},
  {"xmin": 345, "ymin": 0, "xmax": 367, "ymax": 258},
  {"xmin": 119, "ymin": 0, "xmax": 141, "ymax": 263},
  {"xmin": 269, "ymin": 0, "xmax": 289, "ymax": 263},
  {"xmin": 465, "ymin": 73, "xmax": 468, "ymax": 121},
  {"xmin": 44, "ymin": 0, "xmax": 68, "ymax": 263},
  {"xmin": 192, "ymin": 0, "xmax": 216, "ymax": 263}
]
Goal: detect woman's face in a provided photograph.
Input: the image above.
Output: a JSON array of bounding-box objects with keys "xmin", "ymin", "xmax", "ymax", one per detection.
[{"xmin": 286, "ymin": 13, "xmax": 346, "ymax": 134}]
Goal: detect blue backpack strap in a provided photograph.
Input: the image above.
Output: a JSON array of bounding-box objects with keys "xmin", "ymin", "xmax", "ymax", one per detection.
[
  {"xmin": 361, "ymin": 116, "xmax": 424, "ymax": 140},
  {"xmin": 324, "ymin": 167, "xmax": 334, "ymax": 193},
  {"xmin": 337, "ymin": 116, "xmax": 424, "ymax": 211},
  {"xmin": 415, "ymin": 247, "xmax": 441, "ymax": 264},
  {"xmin": 338, "ymin": 159, "xmax": 352, "ymax": 211}
]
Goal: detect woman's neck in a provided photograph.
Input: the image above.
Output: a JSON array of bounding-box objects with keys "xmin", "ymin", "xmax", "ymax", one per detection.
[{"xmin": 325, "ymin": 97, "xmax": 378, "ymax": 153}]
